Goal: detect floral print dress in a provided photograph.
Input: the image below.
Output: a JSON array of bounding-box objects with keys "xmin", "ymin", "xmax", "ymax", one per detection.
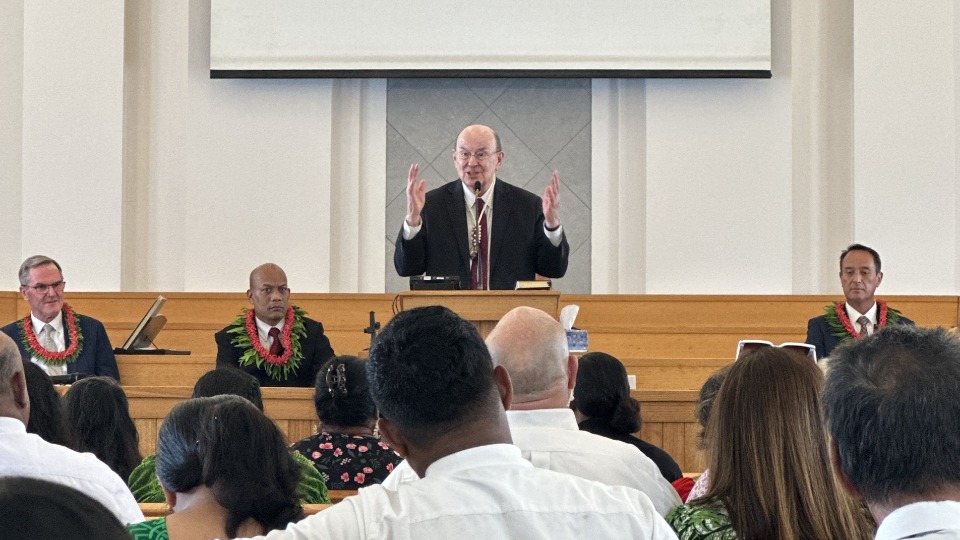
[{"xmin": 291, "ymin": 431, "xmax": 403, "ymax": 490}]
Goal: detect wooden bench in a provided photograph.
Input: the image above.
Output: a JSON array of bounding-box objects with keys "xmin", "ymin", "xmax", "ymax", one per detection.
[{"xmin": 138, "ymin": 502, "xmax": 333, "ymax": 519}]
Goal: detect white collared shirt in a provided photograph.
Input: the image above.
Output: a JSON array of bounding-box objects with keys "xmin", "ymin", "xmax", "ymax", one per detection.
[
  {"xmin": 243, "ymin": 444, "xmax": 679, "ymax": 540},
  {"xmin": 254, "ymin": 316, "xmax": 285, "ymax": 349},
  {"xmin": 505, "ymin": 408, "xmax": 682, "ymax": 516},
  {"xmin": 29, "ymin": 312, "xmax": 67, "ymax": 376},
  {"xmin": 845, "ymin": 302, "xmax": 879, "ymax": 335},
  {"xmin": 0, "ymin": 417, "xmax": 144, "ymax": 525},
  {"xmin": 381, "ymin": 408, "xmax": 681, "ymax": 518},
  {"xmin": 875, "ymin": 501, "xmax": 960, "ymax": 540}
]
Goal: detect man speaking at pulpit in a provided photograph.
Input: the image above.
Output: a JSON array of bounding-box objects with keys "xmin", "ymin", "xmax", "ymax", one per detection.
[{"xmin": 394, "ymin": 124, "xmax": 570, "ymax": 290}]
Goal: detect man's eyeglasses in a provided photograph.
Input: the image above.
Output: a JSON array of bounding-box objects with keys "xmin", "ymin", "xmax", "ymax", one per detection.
[
  {"xmin": 454, "ymin": 149, "xmax": 500, "ymax": 162},
  {"xmin": 735, "ymin": 339, "xmax": 817, "ymax": 363},
  {"xmin": 24, "ymin": 280, "xmax": 66, "ymax": 294}
]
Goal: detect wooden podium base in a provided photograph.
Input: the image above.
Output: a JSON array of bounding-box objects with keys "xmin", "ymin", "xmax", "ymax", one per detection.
[{"xmin": 396, "ymin": 290, "xmax": 560, "ymax": 338}]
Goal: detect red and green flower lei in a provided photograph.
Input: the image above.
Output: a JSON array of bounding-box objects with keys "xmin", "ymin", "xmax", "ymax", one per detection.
[
  {"xmin": 226, "ymin": 305, "xmax": 307, "ymax": 381},
  {"xmin": 16, "ymin": 304, "xmax": 84, "ymax": 365},
  {"xmin": 823, "ymin": 300, "xmax": 902, "ymax": 343}
]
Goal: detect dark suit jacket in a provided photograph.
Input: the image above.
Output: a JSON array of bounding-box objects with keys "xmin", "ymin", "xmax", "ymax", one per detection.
[
  {"xmin": 806, "ymin": 308, "xmax": 915, "ymax": 360},
  {"xmin": 1, "ymin": 313, "xmax": 120, "ymax": 381},
  {"xmin": 394, "ymin": 178, "xmax": 570, "ymax": 290},
  {"xmin": 215, "ymin": 315, "xmax": 335, "ymax": 387}
]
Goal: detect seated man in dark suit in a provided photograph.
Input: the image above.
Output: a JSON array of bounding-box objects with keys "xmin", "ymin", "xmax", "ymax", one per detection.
[
  {"xmin": 1, "ymin": 255, "xmax": 119, "ymax": 381},
  {"xmin": 806, "ymin": 243, "xmax": 913, "ymax": 359},
  {"xmin": 215, "ymin": 263, "xmax": 335, "ymax": 387},
  {"xmin": 394, "ymin": 124, "xmax": 569, "ymax": 290}
]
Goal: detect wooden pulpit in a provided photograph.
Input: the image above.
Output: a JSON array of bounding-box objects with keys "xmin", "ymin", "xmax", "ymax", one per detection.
[{"xmin": 395, "ymin": 290, "xmax": 560, "ymax": 338}]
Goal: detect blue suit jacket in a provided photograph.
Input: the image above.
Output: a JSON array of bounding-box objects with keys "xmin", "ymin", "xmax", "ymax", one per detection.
[
  {"xmin": 1, "ymin": 313, "xmax": 121, "ymax": 381},
  {"xmin": 394, "ymin": 178, "xmax": 569, "ymax": 290},
  {"xmin": 805, "ymin": 307, "xmax": 915, "ymax": 360}
]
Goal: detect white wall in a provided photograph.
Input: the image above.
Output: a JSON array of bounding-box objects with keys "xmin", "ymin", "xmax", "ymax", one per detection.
[{"xmin": 2, "ymin": 0, "xmax": 958, "ymax": 295}]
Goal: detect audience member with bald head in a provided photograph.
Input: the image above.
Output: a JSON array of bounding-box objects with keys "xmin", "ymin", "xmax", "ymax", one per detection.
[
  {"xmin": 0, "ymin": 333, "xmax": 143, "ymax": 524},
  {"xmin": 239, "ymin": 305, "xmax": 678, "ymax": 539},
  {"xmin": 215, "ymin": 263, "xmax": 335, "ymax": 386},
  {"xmin": 485, "ymin": 306, "xmax": 681, "ymax": 516}
]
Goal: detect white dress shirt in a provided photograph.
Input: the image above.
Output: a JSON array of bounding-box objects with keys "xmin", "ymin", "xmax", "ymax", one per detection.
[
  {"xmin": 505, "ymin": 408, "xmax": 682, "ymax": 516},
  {"xmin": 381, "ymin": 408, "xmax": 681, "ymax": 517},
  {"xmin": 244, "ymin": 444, "xmax": 679, "ymax": 540},
  {"xmin": 875, "ymin": 501, "xmax": 960, "ymax": 540},
  {"xmin": 0, "ymin": 417, "xmax": 144, "ymax": 524},
  {"xmin": 254, "ymin": 316, "xmax": 284, "ymax": 349},
  {"xmin": 30, "ymin": 312, "xmax": 67, "ymax": 376},
  {"xmin": 845, "ymin": 302, "xmax": 879, "ymax": 335}
]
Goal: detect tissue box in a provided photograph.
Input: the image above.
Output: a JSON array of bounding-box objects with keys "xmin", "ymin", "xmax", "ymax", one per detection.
[{"xmin": 566, "ymin": 329, "xmax": 588, "ymax": 353}]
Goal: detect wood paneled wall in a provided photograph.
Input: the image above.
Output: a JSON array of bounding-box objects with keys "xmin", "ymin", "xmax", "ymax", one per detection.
[
  {"xmin": 5, "ymin": 292, "xmax": 958, "ymax": 391},
  {"xmin": 9, "ymin": 292, "xmax": 958, "ymax": 473},
  {"xmin": 122, "ymin": 386, "xmax": 703, "ymax": 472}
]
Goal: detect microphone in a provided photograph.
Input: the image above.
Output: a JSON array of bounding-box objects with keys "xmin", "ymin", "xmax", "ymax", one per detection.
[{"xmin": 473, "ymin": 181, "xmax": 481, "ymax": 194}]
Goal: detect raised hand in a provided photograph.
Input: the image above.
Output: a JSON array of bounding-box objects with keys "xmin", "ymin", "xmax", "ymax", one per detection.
[
  {"xmin": 542, "ymin": 170, "xmax": 561, "ymax": 229},
  {"xmin": 405, "ymin": 163, "xmax": 427, "ymax": 227}
]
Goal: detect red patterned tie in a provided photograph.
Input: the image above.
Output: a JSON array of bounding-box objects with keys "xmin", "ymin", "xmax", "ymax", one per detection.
[
  {"xmin": 470, "ymin": 198, "xmax": 488, "ymax": 290},
  {"xmin": 268, "ymin": 327, "xmax": 283, "ymax": 356}
]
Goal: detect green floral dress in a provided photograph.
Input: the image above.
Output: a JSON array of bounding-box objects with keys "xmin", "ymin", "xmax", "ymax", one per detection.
[
  {"xmin": 127, "ymin": 517, "xmax": 169, "ymax": 540},
  {"xmin": 666, "ymin": 500, "xmax": 738, "ymax": 540},
  {"xmin": 127, "ymin": 450, "xmax": 329, "ymax": 504}
]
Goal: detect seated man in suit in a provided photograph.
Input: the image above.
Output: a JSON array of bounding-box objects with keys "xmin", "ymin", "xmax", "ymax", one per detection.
[
  {"xmin": 215, "ymin": 263, "xmax": 335, "ymax": 387},
  {"xmin": 1, "ymin": 255, "xmax": 119, "ymax": 381},
  {"xmin": 242, "ymin": 305, "xmax": 677, "ymax": 539},
  {"xmin": 824, "ymin": 326, "xmax": 960, "ymax": 537},
  {"xmin": 806, "ymin": 243, "xmax": 913, "ymax": 359},
  {"xmin": 394, "ymin": 124, "xmax": 569, "ymax": 290}
]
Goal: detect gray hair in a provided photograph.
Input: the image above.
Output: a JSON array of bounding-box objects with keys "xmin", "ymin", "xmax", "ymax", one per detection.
[{"xmin": 18, "ymin": 256, "xmax": 62, "ymax": 287}]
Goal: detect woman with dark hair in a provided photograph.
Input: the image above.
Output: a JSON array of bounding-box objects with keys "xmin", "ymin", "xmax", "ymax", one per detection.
[
  {"xmin": 22, "ymin": 360, "xmax": 74, "ymax": 447},
  {"xmin": 291, "ymin": 355, "xmax": 402, "ymax": 489},
  {"xmin": 63, "ymin": 376, "xmax": 141, "ymax": 481},
  {"xmin": 666, "ymin": 347, "xmax": 874, "ymax": 540},
  {"xmin": 128, "ymin": 367, "xmax": 329, "ymax": 504},
  {"xmin": 571, "ymin": 352, "xmax": 682, "ymax": 482},
  {"xmin": 127, "ymin": 395, "xmax": 303, "ymax": 539},
  {"xmin": 0, "ymin": 477, "xmax": 130, "ymax": 540}
]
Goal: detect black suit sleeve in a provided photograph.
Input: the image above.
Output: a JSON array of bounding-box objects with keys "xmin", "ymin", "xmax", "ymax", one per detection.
[
  {"xmin": 89, "ymin": 320, "xmax": 120, "ymax": 381},
  {"xmin": 215, "ymin": 329, "xmax": 241, "ymax": 368},
  {"xmin": 301, "ymin": 320, "xmax": 335, "ymax": 386},
  {"xmin": 394, "ymin": 225, "xmax": 427, "ymax": 277},
  {"xmin": 805, "ymin": 317, "xmax": 828, "ymax": 362}
]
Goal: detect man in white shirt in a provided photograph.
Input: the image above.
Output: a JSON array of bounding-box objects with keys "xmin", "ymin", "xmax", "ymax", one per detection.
[
  {"xmin": 824, "ymin": 326, "xmax": 960, "ymax": 539},
  {"xmin": 486, "ymin": 306, "xmax": 681, "ymax": 516},
  {"xmin": 243, "ymin": 305, "xmax": 678, "ymax": 540},
  {"xmin": 805, "ymin": 243, "xmax": 914, "ymax": 359},
  {"xmin": 0, "ymin": 332, "xmax": 143, "ymax": 525}
]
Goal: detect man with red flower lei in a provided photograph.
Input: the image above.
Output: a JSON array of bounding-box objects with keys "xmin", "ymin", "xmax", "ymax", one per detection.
[
  {"xmin": 806, "ymin": 243, "xmax": 914, "ymax": 360},
  {"xmin": 1, "ymin": 255, "xmax": 120, "ymax": 381},
  {"xmin": 215, "ymin": 263, "xmax": 335, "ymax": 387}
]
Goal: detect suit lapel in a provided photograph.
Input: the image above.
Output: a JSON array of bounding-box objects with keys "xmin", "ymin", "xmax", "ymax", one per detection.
[
  {"xmin": 489, "ymin": 178, "xmax": 514, "ymax": 279},
  {"xmin": 444, "ymin": 180, "xmax": 471, "ymax": 267}
]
